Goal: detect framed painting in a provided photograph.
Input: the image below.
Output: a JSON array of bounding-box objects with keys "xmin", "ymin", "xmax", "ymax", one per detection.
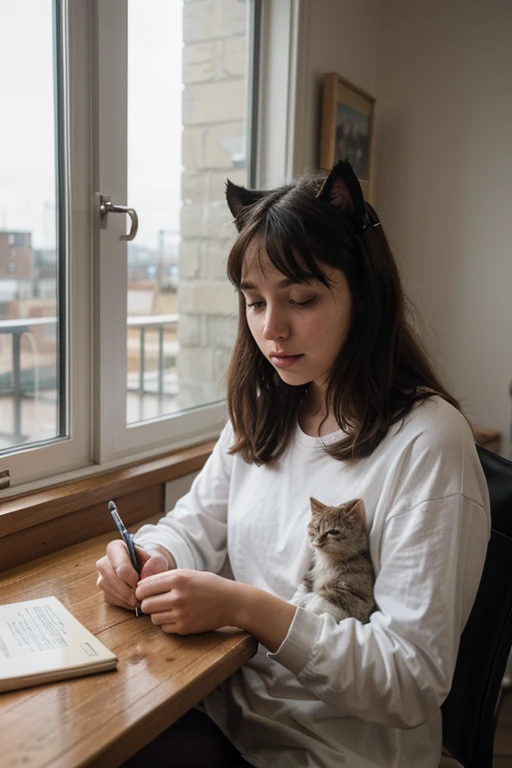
[{"xmin": 319, "ymin": 73, "xmax": 375, "ymax": 201}]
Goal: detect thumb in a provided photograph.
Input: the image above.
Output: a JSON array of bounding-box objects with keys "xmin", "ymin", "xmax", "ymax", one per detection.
[{"xmin": 137, "ymin": 548, "xmax": 171, "ymax": 579}]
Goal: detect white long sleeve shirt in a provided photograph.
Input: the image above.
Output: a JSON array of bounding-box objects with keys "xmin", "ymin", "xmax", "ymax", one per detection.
[{"xmin": 134, "ymin": 397, "xmax": 490, "ymax": 768}]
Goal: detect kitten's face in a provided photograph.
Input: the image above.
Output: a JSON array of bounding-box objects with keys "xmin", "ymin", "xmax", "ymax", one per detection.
[{"xmin": 307, "ymin": 499, "xmax": 366, "ymax": 556}]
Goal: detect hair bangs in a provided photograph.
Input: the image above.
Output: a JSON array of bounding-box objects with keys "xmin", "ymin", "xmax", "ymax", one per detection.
[
  {"xmin": 227, "ymin": 203, "xmax": 333, "ymax": 290},
  {"xmin": 227, "ymin": 221, "xmax": 257, "ymax": 289},
  {"xmin": 261, "ymin": 209, "xmax": 330, "ymax": 286}
]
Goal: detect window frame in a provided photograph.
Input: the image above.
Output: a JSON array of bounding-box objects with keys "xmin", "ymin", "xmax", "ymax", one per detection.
[
  {"xmin": 2, "ymin": 0, "xmax": 93, "ymax": 488},
  {"xmin": 2, "ymin": 0, "xmax": 306, "ymax": 496},
  {"xmin": 91, "ymin": 0, "xmax": 237, "ymax": 465}
]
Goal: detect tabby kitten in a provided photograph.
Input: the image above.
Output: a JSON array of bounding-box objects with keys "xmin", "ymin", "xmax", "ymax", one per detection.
[{"xmin": 292, "ymin": 497, "xmax": 376, "ymax": 623}]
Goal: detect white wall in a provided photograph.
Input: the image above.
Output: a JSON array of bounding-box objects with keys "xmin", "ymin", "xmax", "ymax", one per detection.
[
  {"xmin": 295, "ymin": 0, "xmax": 512, "ymax": 456},
  {"xmin": 293, "ymin": 0, "xmax": 381, "ymax": 174},
  {"xmin": 373, "ymin": 0, "xmax": 512, "ymax": 455}
]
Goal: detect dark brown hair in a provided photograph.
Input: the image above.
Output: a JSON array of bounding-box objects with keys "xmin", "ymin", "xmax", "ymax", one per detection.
[{"xmin": 224, "ymin": 164, "xmax": 459, "ymax": 464}]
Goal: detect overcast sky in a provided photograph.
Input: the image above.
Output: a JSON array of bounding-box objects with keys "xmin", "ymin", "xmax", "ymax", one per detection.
[{"xmin": 0, "ymin": 0, "xmax": 183, "ymax": 250}]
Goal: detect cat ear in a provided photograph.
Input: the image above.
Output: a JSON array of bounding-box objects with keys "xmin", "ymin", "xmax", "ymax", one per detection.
[
  {"xmin": 345, "ymin": 498, "xmax": 367, "ymax": 526},
  {"xmin": 310, "ymin": 497, "xmax": 327, "ymax": 515},
  {"xmin": 316, "ymin": 159, "xmax": 369, "ymax": 231},
  {"xmin": 225, "ymin": 180, "xmax": 267, "ymax": 230}
]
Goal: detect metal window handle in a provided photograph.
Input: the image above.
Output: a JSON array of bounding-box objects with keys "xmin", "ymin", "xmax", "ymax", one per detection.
[{"xmin": 99, "ymin": 194, "xmax": 139, "ymax": 241}]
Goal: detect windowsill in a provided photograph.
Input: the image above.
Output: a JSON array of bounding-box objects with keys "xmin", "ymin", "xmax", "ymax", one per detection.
[{"xmin": 0, "ymin": 439, "xmax": 215, "ymax": 572}]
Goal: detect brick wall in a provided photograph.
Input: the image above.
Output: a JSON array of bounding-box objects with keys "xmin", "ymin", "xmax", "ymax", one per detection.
[
  {"xmin": 0, "ymin": 232, "xmax": 33, "ymax": 280},
  {"xmin": 178, "ymin": 0, "xmax": 248, "ymax": 402}
]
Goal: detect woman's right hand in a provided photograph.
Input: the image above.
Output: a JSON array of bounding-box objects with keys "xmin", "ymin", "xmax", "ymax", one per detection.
[{"xmin": 96, "ymin": 540, "xmax": 175, "ymax": 611}]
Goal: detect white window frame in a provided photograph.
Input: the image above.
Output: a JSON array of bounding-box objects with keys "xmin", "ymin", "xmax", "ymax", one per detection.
[
  {"xmin": 3, "ymin": 0, "xmax": 92, "ymax": 488},
  {"xmin": 2, "ymin": 0, "xmax": 307, "ymax": 494},
  {"xmin": 256, "ymin": 0, "xmax": 311, "ymax": 186},
  {"xmin": 91, "ymin": 0, "xmax": 230, "ymax": 465}
]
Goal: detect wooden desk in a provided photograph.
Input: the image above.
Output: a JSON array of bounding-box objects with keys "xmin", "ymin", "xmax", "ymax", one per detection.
[{"xmin": 0, "ymin": 524, "xmax": 257, "ymax": 768}]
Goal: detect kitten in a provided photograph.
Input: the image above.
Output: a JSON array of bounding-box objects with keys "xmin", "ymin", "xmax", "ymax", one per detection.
[{"xmin": 292, "ymin": 497, "xmax": 376, "ymax": 623}]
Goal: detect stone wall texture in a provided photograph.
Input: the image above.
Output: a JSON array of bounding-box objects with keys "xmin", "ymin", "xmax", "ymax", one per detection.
[{"xmin": 178, "ymin": 0, "xmax": 248, "ymax": 403}]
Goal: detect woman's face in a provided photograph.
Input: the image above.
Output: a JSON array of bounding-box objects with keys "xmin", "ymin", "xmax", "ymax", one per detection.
[{"xmin": 240, "ymin": 242, "xmax": 354, "ymax": 392}]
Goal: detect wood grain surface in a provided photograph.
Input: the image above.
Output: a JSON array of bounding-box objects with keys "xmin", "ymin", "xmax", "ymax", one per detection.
[
  {"xmin": 0, "ymin": 522, "xmax": 257, "ymax": 768},
  {"xmin": 0, "ymin": 441, "xmax": 215, "ymax": 572}
]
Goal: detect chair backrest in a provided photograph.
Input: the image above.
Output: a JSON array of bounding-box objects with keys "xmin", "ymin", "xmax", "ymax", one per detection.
[{"xmin": 441, "ymin": 444, "xmax": 512, "ymax": 768}]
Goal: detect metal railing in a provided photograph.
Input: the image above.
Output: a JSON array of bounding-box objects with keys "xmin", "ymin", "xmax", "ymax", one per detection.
[
  {"xmin": 0, "ymin": 314, "xmax": 179, "ymax": 444},
  {"xmin": 127, "ymin": 313, "xmax": 179, "ymax": 397},
  {"xmin": 0, "ymin": 316, "xmax": 58, "ymax": 443}
]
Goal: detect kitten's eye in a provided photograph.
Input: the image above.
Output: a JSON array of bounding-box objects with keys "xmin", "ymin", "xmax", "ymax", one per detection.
[{"xmin": 327, "ymin": 529, "xmax": 340, "ymax": 536}]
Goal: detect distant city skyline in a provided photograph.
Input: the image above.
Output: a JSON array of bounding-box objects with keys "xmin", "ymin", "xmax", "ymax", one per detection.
[{"xmin": 0, "ymin": 0, "xmax": 183, "ymax": 251}]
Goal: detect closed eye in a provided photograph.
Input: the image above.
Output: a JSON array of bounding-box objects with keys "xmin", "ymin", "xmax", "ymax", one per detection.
[
  {"xmin": 327, "ymin": 529, "xmax": 340, "ymax": 536},
  {"xmin": 246, "ymin": 298, "xmax": 315, "ymax": 309},
  {"xmin": 290, "ymin": 297, "xmax": 315, "ymax": 307}
]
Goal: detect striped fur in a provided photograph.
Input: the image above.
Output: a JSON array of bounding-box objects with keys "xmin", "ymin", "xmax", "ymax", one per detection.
[{"xmin": 293, "ymin": 498, "xmax": 376, "ymax": 623}]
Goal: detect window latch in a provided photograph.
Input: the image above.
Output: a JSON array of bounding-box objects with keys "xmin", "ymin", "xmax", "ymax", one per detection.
[{"xmin": 98, "ymin": 194, "xmax": 139, "ymax": 242}]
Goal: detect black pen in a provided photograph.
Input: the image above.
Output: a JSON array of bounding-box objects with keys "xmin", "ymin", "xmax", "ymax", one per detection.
[{"xmin": 108, "ymin": 500, "xmax": 141, "ymax": 617}]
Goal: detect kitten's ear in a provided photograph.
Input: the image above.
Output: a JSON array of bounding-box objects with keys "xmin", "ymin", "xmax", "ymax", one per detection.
[
  {"xmin": 345, "ymin": 498, "xmax": 367, "ymax": 526},
  {"xmin": 316, "ymin": 160, "xmax": 368, "ymax": 231},
  {"xmin": 225, "ymin": 180, "xmax": 267, "ymax": 230},
  {"xmin": 310, "ymin": 497, "xmax": 327, "ymax": 515}
]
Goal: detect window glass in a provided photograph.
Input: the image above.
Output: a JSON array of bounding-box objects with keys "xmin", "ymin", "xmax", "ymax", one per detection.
[
  {"xmin": 0, "ymin": 0, "xmax": 62, "ymax": 452},
  {"xmin": 127, "ymin": 0, "xmax": 248, "ymax": 424}
]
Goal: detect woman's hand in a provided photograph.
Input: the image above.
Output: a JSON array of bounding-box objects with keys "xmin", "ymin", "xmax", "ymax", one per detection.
[
  {"xmin": 96, "ymin": 540, "xmax": 172, "ymax": 611},
  {"xmin": 135, "ymin": 570, "xmax": 297, "ymax": 651},
  {"xmin": 135, "ymin": 569, "xmax": 239, "ymax": 634}
]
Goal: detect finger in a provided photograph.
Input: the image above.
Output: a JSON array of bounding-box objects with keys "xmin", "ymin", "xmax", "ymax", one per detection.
[
  {"xmin": 161, "ymin": 622, "xmax": 178, "ymax": 634},
  {"xmin": 134, "ymin": 546, "xmax": 153, "ymax": 568},
  {"xmin": 96, "ymin": 567, "xmax": 136, "ymax": 605},
  {"xmin": 97, "ymin": 552, "xmax": 133, "ymax": 596},
  {"xmin": 149, "ymin": 610, "xmax": 175, "ymax": 626},
  {"xmin": 136, "ymin": 570, "xmax": 180, "ymax": 599},
  {"xmin": 96, "ymin": 574, "xmax": 137, "ymax": 610},
  {"xmin": 102, "ymin": 591, "xmax": 135, "ymax": 611},
  {"xmin": 105, "ymin": 539, "xmax": 139, "ymax": 588},
  {"xmin": 139, "ymin": 592, "xmax": 179, "ymax": 614},
  {"xmin": 97, "ymin": 554, "xmax": 138, "ymax": 606},
  {"xmin": 139, "ymin": 553, "xmax": 169, "ymax": 580},
  {"xmin": 137, "ymin": 567, "xmax": 193, "ymax": 594}
]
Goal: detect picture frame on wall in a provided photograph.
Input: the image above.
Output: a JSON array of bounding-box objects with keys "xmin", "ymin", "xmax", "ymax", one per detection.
[{"xmin": 319, "ymin": 72, "xmax": 375, "ymax": 201}]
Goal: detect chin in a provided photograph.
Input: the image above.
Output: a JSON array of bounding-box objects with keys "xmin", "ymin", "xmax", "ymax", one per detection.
[{"xmin": 274, "ymin": 370, "xmax": 311, "ymax": 387}]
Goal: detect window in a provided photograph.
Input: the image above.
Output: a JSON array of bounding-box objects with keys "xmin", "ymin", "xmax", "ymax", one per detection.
[
  {"xmin": 125, "ymin": 0, "xmax": 248, "ymax": 425},
  {"xmin": 0, "ymin": 0, "xmax": 68, "ymax": 461},
  {"xmin": 1, "ymin": 0, "xmax": 260, "ymax": 488}
]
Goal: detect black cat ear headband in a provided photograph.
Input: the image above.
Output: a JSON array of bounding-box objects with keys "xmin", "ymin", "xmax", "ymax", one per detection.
[
  {"xmin": 225, "ymin": 159, "xmax": 380, "ymax": 234},
  {"xmin": 315, "ymin": 160, "xmax": 381, "ymax": 233}
]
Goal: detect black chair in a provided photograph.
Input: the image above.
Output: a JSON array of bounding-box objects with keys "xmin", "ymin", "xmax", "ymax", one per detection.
[{"xmin": 441, "ymin": 444, "xmax": 512, "ymax": 768}]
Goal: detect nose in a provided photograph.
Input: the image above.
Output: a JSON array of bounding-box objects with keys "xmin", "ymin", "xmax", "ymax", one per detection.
[{"xmin": 262, "ymin": 304, "xmax": 290, "ymax": 341}]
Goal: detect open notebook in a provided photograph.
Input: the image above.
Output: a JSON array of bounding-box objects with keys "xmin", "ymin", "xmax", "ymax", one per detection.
[{"xmin": 0, "ymin": 596, "xmax": 118, "ymax": 693}]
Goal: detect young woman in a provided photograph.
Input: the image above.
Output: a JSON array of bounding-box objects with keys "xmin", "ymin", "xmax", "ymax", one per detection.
[{"xmin": 96, "ymin": 160, "xmax": 490, "ymax": 768}]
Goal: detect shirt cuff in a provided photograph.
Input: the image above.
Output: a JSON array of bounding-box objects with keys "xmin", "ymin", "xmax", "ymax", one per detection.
[
  {"xmin": 267, "ymin": 606, "xmax": 321, "ymax": 675},
  {"xmin": 133, "ymin": 526, "xmax": 197, "ymax": 570}
]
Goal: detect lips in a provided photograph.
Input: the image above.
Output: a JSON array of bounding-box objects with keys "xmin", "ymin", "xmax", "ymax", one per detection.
[{"xmin": 269, "ymin": 352, "xmax": 303, "ymax": 368}]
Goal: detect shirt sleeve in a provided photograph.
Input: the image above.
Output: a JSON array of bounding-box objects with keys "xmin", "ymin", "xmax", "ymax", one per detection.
[
  {"xmin": 133, "ymin": 421, "xmax": 234, "ymax": 573},
  {"xmin": 268, "ymin": 492, "xmax": 490, "ymax": 729}
]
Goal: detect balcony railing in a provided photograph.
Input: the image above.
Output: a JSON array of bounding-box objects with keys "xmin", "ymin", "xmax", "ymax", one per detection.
[
  {"xmin": 0, "ymin": 314, "xmax": 180, "ymax": 447},
  {"xmin": 127, "ymin": 313, "xmax": 179, "ymax": 398},
  {"xmin": 0, "ymin": 316, "xmax": 58, "ymax": 444}
]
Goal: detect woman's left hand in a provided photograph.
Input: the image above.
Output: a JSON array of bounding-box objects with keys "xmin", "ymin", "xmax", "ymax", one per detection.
[{"xmin": 135, "ymin": 569, "xmax": 240, "ymax": 634}]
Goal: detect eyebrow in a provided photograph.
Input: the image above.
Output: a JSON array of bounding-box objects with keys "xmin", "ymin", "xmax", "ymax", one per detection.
[{"xmin": 239, "ymin": 277, "xmax": 302, "ymax": 291}]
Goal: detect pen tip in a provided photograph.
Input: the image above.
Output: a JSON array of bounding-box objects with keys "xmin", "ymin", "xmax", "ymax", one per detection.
[{"xmin": 107, "ymin": 501, "xmax": 115, "ymax": 511}]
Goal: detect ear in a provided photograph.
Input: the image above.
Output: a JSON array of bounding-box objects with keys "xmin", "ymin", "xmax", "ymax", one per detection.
[
  {"xmin": 344, "ymin": 498, "xmax": 366, "ymax": 526},
  {"xmin": 310, "ymin": 497, "xmax": 327, "ymax": 515},
  {"xmin": 316, "ymin": 159, "xmax": 368, "ymax": 231},
  {"xmin": 225, "ymin": 180, "xmax": 267, "ymax": 228}
]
